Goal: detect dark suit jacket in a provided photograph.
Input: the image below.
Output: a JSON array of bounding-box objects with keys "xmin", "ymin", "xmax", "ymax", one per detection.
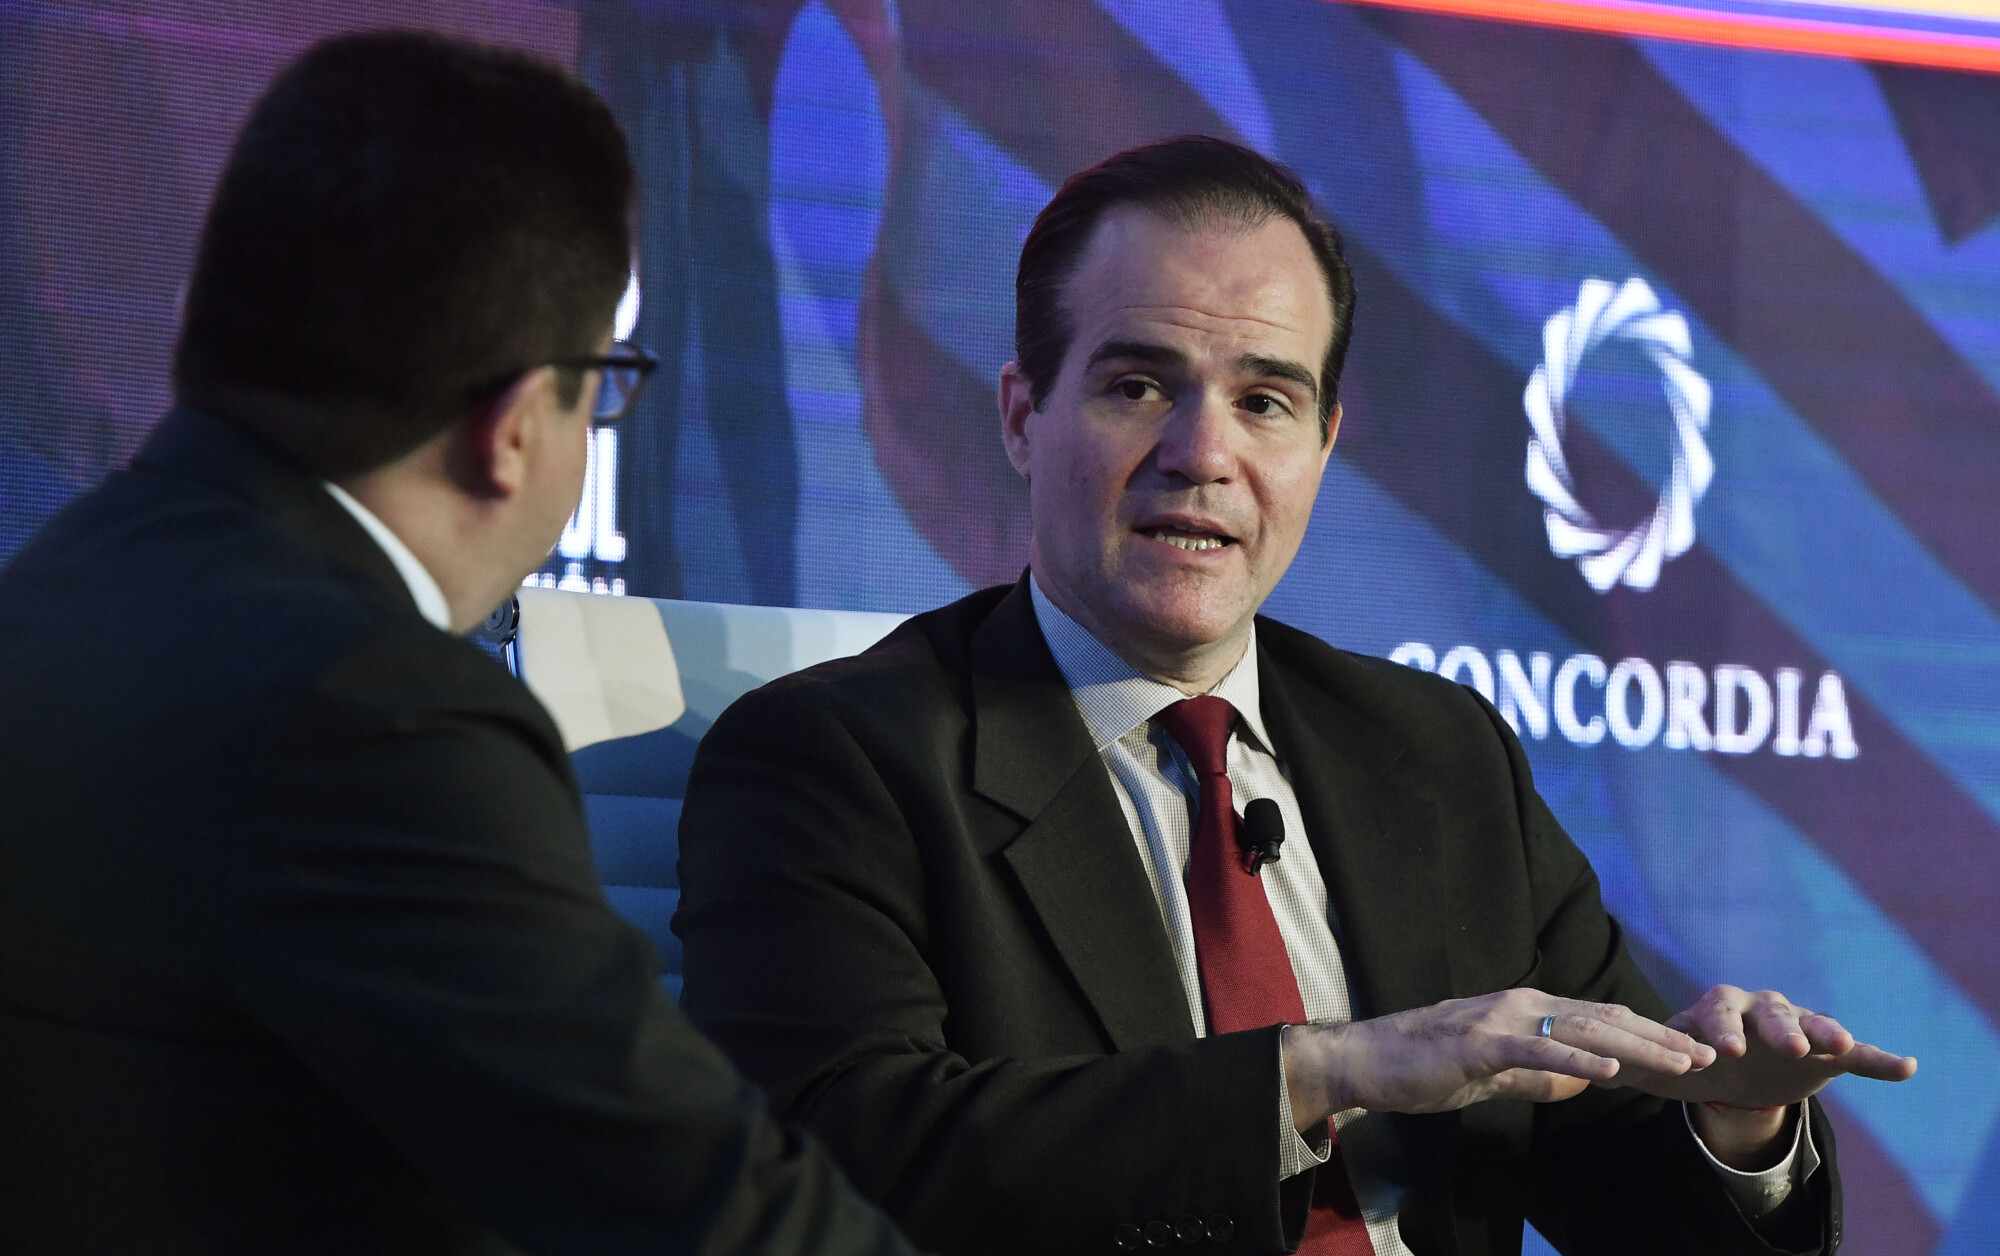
[
  {"xmin": 0, "ymin": 407, "xmax": 914, "ymax": 1256},
  {"xmin": 675, "ymin": 577, "xmax": 1841, "ymax": 1256}
]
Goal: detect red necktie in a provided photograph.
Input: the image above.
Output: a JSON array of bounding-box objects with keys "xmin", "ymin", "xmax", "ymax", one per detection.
[{"xmin": 1156, "ymin": 697, "xmax": 1375, "ymax": 1256}]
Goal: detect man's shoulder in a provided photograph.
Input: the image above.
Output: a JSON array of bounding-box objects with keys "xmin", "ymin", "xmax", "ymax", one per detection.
[
  {"xmin": 0, "ymin": 459, "xmax": 547, "ymax": 762},
  {"xmin": 299, "ymin": 607, "xmax": 544, "ymax": 728},
  {"xmin": 748, "ymin": 585, "xmax": 1009, "ymax": 696},
  {"xmin": 1254, "ymin": 613, "xmax": 1442, "ymax": 699},
  {"xmin": 1254, "ymin": 613, "xmax": 1503, "ymax": 747},
  {"xmin": 708, "ymin": 583, "xmax": 1016, "ymax": 746},
  {"xmin": 217, "ymin": 563, "xmax": 555, "ymax": 776},
  {"xmin": 0, "ymin": 461, "xmax": 569, "ymax": 955}
]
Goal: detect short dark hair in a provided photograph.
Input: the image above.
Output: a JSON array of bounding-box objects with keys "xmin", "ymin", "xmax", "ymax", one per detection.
[
  {"xmin": 173, "ymin": 30, "xmax": 634, "ymax": 478},
  {"xmin": 1014, "ymin": 135, "xmax": 1355, "ymax": 440}
]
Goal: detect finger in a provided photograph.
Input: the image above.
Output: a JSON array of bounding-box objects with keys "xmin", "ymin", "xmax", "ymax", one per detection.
[
  {"xmin": 1833, "ymin": 1042, "xmax": 1919, "ymax": 1082},
  {"xmin": 1547, "ymin": 1013, "xmax": 1698, "ymax": 1075},
  {"xmin": 1547, "ymin": 997, "xmax": 1700, "ymax": 1052},
  {"xmin": 1747, "ymin": 992, "xmax": 1811, "ymax": 1058},
  {"xmin": 1553, "ymin": 1000, "xmax": 1715, "ymax": 1069},
  {"xmin": 1687, "ymin": 985, "xmax": 1749, "ymax": 1057},
  {"xmin": 1498, "ymin": 1033, "xmax": 1624, "ymax": 1083},
  {"xmin": 1799, "ymin": 1011, "xmax": 1856, "ymax": 1057}
]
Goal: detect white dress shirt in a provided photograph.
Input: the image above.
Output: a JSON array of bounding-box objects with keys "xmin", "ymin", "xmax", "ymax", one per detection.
[
  {"xmin": 1028, "ymin": 579, "xmax": 1813, "ymax": 1252},
  {"xmin": 322, "ymin": 481, "xmax": 453, "ymax": 632}
]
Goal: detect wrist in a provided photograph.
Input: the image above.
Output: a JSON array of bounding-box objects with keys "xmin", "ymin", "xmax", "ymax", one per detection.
[
  {"xmin": 1703, "ymin": 1100, "xmax": 1786, "ymax": 1114},
  {"xmin": 1689, "ymin": 1100, "xmax": 1797, "ymax": 1171},
  {"xmin": 1281, "ymin": 1023, "xmax": 1342, "ymax": 1131}
]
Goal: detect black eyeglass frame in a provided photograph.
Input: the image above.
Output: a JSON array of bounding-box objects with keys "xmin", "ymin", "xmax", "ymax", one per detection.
[{"xmin": 544, "ymin": 340, "xmax": 658, "ymax": 425}]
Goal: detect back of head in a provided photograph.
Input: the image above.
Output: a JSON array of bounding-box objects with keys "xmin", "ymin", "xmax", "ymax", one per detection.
[
  {"xmin": 174, "ymin": 30, "xmax": 633, "ymax": 479},
  {"xmin": 1014, "ymin": 135, "xmax": 1355, "ymax": 436}
]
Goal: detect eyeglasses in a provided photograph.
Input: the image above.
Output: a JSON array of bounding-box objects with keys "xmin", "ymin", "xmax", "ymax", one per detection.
[{"xmin": 546, "ymin": 340, "xmax": 659, "ymax": 425}]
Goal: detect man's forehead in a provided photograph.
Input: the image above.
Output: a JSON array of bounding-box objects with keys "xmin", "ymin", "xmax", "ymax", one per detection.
[
  {"xmin": 1079, "ymin": 302, "xmax": 1314, "ymax": 350},
  {"xmin": 1063, "ymin": 206, "xmax": 1329, "ymax": 348}
]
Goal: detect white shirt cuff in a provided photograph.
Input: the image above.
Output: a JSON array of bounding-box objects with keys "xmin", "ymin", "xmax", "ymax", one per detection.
[
  {"xmin": 1683, "ymin": 1102, "xmax": 1821, "ymax": 1220},
  {"xmin": 1281, "ymin": 1114, "xmax": 1335, "ymax": 1179}
]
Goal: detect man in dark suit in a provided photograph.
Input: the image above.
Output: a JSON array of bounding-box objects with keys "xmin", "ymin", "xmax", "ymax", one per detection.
[
  {"xmin": 0, "ymin": 32, "xmax": 917, "ymax": 1256},
  {"xmin": 674, "ymin": 137, "xmax": 1914, "ymax": 1256}
]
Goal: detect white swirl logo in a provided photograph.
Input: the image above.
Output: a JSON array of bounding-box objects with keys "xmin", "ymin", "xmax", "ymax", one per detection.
[{"xmin": 1525, "ymin": 277, "xmax": 1713, "ymax": 593}]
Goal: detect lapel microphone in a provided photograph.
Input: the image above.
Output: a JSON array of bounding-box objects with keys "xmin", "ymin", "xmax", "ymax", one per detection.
[{"xmin": 1238, "ymin": 797, "xmax": 1285, "ymax": 874}]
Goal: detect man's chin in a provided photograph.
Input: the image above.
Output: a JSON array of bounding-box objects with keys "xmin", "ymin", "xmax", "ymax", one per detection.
[{"xmin": 1106, "ymin": 580, "xmax": 1256, "ymax": 656}]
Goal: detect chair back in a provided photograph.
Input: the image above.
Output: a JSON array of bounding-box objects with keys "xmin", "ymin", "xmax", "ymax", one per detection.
[{"xmin": 515, "ymin": 588, "xmax": 908, "ymax": 996}]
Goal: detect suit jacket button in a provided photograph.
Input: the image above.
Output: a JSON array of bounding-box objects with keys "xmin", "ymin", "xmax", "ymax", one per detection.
[
  {"xmin": 1114, "ymin": 1223, "xmax": 1144, "ymax": 1251},
  {"xmin": 1145, "ymin": 1220, "xmax": 1176, "ymax": 1247},
  {"xmin": 1205, "ymin": 1214, "xmax": 1236, "ymax": 1244},
  {"xmin": 1174, "ymin": 1216, "xmax": 1205, "ymax": 1244}
]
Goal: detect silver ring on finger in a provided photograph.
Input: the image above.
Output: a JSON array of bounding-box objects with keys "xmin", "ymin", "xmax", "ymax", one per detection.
[{"xmin": 1538, "ymin": 1014, "xmax": 1557, "ymax": 1038}]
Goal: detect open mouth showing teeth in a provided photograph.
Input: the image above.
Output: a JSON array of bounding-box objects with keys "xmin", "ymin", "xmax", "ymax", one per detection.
[{"xmin": 1142, "ymin": 528, "xmax": 1233, "ymax": 552}]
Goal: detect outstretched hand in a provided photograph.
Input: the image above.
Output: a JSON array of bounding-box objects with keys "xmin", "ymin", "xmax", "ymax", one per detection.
[
  {"xmin": 1613, "ymin": 985, "xmax": 1917, "ymax": 1109},
  {"xmin": 1283, "ymin": 988, "xmax": 1716, "ymax": 1127}
]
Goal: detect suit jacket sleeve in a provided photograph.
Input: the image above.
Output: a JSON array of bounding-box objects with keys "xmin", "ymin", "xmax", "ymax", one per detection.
[
  {"xmin": 220, "ymin": 629, "xmax": 917, "ymax": 1256},
  {"xmin": 1473, "ymin": 694, "xmax": 1840, "ymax": 1256},
  {"xmin": 676, "ymin": 676, "xmax": 1296, "ymax": 1256}
]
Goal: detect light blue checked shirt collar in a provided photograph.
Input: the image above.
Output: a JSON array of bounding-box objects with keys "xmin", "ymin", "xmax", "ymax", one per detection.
[{"xmin": 1028, "ymin": 577, "xmax": 1275, "ymax": 759}]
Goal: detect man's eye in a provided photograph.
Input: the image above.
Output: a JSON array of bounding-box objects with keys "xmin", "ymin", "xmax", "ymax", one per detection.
[
  {"xmin": 1116, "ymin": 379, "xmax": 1154, "ymax": 401},
  {"xmin": 1241, "ymin": 393, "xmax": 1288, "ymax": 416}
]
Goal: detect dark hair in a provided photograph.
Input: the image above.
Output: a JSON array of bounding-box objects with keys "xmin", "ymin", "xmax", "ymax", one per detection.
[
  {"xmin": 173, "ymin": 30, "xmax": 634, "ymax": 478},
  {"xmin": 1014, "ymin": 135, "xmax": 1355, "ymax": 440}
]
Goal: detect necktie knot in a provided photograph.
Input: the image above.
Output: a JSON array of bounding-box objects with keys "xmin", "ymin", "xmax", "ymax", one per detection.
[{"xmin": 1155, "ymin": 695, "xmax": 1236, "ymax": 781}]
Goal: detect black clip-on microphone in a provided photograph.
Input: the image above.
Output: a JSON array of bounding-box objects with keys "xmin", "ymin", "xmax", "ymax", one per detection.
[{"xmin": 1239, "ymin": 797, "xmax": 1285, "ymax": 874}]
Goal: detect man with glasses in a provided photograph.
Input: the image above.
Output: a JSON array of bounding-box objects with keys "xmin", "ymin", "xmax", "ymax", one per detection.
[{"xmin": 0, "ymin": 31, "xmax": 915, "ymax": 1256}]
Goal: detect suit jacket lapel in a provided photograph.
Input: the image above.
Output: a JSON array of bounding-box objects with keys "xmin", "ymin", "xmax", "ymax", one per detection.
[
  {"xmin": 1256, "ymin": 641, "xmax": 1452, "ymax": 1020},
  {"xmin": 971, "ymin": 579, "xmax": 1195, "ymax": 1051}
]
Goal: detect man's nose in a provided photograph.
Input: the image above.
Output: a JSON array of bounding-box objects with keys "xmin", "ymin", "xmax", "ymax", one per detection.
[{"xmin": 1153, "ymin": 390, "xmax": 1235, "ymax": 485}]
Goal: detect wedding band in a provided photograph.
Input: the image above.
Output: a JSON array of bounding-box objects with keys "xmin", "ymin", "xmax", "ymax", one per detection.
[{"xmin": 1538, "ymin": 1014, "xmax": 1557, "ymax": 1038}]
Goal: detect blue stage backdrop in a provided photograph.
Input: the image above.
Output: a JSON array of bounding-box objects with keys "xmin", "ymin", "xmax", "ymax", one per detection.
[{"xmin": 6, "ymin": 2, "xmax": 2000, "ymax": 1251}]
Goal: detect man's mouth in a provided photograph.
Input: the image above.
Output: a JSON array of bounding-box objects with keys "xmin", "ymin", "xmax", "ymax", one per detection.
[{"xmin": 1139, "ymin": 526, "xmax": 1235, "ymax": 553}]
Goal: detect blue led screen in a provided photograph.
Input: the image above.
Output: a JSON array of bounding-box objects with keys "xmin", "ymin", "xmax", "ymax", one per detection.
[{"xmin": 5, "ymin": 4, "xmax": 2000, "ymax": 1251}]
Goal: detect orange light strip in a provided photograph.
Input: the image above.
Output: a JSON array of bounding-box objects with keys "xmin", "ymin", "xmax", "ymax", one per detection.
[{"xmin": 1332, "ymin": 0, "xmax": 2000, "ymax": 72}]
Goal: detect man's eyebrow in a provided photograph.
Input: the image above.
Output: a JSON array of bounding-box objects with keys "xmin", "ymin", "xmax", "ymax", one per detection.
[
  {"xmin": 1082, "ymin": 341, "xmax": 1320, "ymax": 403},
  {"xmin": 1083, "ymin": 340, "xmax": 1189, "ymax": 373},
  {"xmin": 1239, "ymin": 353, "xmax": 1320, "ymax": 402}
]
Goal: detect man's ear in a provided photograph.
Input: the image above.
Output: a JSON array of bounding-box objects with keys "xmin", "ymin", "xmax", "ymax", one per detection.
[
  {"xmin": 451, "ymin": 369, "xmax": 541, "ymax": 499},
  {"xmin": 998, "ymin": 361, "xmax": 1038, "ymax": 479},
  {"xmin": 1320, "ymin": 401, "xmax": 1342, "ymax": 466}
]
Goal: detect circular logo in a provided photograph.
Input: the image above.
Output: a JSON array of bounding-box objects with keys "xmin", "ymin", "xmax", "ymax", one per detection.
[{"xmin": 1524, "ymin": 277, "xmax": 1713, "ymax": 593}]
